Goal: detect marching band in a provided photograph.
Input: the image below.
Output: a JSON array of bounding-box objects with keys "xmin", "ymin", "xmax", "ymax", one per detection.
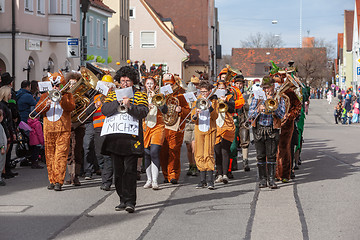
[{"xmin": 32, "ymin": 61, "xmax": 306, "ymax": 213}]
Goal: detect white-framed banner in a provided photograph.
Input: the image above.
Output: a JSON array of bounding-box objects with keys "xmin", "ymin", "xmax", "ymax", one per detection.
[{"xmin": 100, "ymin": 113, "xmax": 139, "ymax": 136}]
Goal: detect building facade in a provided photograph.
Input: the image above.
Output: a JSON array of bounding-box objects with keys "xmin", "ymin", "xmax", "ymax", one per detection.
[
  {"xmin": 83, "ymin": 0, "xmax": 115, "ymax": 65},
  {"xmin": 146, "ymin": 0, "xmax": 220, "ymax": 82},
  {"xmin": 129, "ymin": 0, "xmax": 189, "ymax": 78},
  {"xmin": 0, "ymin": 0, "xmax": 81, "ymax": 88},
  {"xmin": 103, "ymin": 0, "xmax": 130, "ymax": 69}
]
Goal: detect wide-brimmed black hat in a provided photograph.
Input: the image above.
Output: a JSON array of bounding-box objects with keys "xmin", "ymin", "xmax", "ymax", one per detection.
[{"xmin": 0, "ymin": 72, "xmax": 14, "ymax": 86}]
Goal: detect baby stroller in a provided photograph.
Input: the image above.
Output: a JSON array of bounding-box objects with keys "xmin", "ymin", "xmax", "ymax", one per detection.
[{"xmin": 10, "ymin": 127, "xmax": 32, "ymax": 169}]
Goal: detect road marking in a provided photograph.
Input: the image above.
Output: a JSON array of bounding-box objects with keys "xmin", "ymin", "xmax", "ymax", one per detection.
[
  {"xmin": 251, "ymin": 184, "xmax": 303, "ymax": 239},
  {"xmin": 0, "ymin": 205, "xmax": 32, "ymax": 213}
]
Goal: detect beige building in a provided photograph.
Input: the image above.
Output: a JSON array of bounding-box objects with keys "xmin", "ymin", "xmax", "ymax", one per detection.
[
  {"xmin": 103, "ymin": 0, "xmax": 130, "ymax": 70},
  {"xmin": 129, "ymin": 0, "xmax": 189, "ymax": 78},
  {"xmin": 0, "ymin": 0, "xmax": 81, "ymax": 88}
]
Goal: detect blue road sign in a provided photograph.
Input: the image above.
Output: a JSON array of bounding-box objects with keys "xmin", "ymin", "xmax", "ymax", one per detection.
[{"xmin": 357, "ymin": 67, "xmax": 360, "ymax": 75}]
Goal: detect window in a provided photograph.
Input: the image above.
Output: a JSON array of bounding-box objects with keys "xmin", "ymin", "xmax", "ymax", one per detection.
[
  {"xmin": 25, "ymin": 0, "xmax": 34, "ymax": 12},
  {"xmin": 88, "ymin": 16, "xmax": 94, "ymax": 46},
  {"xmin": 129, "ymin": 31, "xmax": 133, "ymax": 49},
  {"xmin": 102, "ymin": 21, "xmax": 106, "ymax": 48},
  {"xmin": 141, "ymin": 31, "xmax": 156, "ymax": 48},
  {"xmin": 60, "ymin": 0, "xmax": 67, "ymax": 14},
  {"xmin": 129, "ymin": 8, "xmax": 135, "ymax": 19},
  {"xmin": 96, "ymin": 19, "xmax": 101, "ymax": 48},
  {"xmin": 70, "ymin": 0, "xmax": 76, "ymax": 21},
  {"xmin": 37, "ymin": 0, "xmax": 45, "ymax": 14},
  {"xmin": 49, "ymin": 0, "xmax": 57, "ymax": 14}
]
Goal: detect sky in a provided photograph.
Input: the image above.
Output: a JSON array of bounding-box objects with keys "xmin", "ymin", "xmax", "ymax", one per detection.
[{"xmin": 216, "ymin": 0, "xmax": 355, "ymax": 55}]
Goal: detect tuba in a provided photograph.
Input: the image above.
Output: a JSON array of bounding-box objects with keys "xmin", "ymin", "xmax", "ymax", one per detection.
[
  {"xmin": 70, "ymin": 67, "xmax": 100, "ymax": 123},
  {"xmin": 162, "ymin": 83, "xmax": 181, "ymax": 126}
]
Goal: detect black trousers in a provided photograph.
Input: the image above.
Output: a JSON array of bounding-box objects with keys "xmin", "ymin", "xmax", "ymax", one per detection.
[
  {"xmin": 253, "ymin": 126, "xmax": 279, "ymax": 165},
  {"xmin": 214, "ymin": 139, "xmax": 232, "ymax": 175},
  {"xmin": 112, "ymin": 154, "xmax": 138, "ymax": 206},
  {"xmin": 94, "ymin": 128, "xmax": 113, "ymax": 187}
]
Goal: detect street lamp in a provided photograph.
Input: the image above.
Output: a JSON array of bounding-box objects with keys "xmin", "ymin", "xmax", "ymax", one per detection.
[
  {"xmin": 23, "ymin": 59, "xmax": 35, "ymax": 81},
  {"xmin": 43, "ymin": 59, "xmax": 54, "ymax": 72},
  {"xmin": 80, "ymin": 0, "xmax": 90, "ymax": 66},
  {"xmin": 61, "ymin": 59, "xmax": 71, "ymax": 72}
]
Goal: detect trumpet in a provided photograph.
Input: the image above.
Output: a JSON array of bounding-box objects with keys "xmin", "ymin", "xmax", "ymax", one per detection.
[
  {"xmin": 218, "ymin": 99, "xmax": 228, "ymax": 113},
  {"xmin": 264, "ymin": 98, "xmax": 279, "ymax": 114},
  {"xmin": 152, "ymin": 93, "xmax": 166, "ymax": 107},
  {"xmin": 117, "ymin": 100, "xmax": 128, "ymax": 113},
  {"xmin": 29, "ymin": 81, "xmax": 72, "ymax": 119}
]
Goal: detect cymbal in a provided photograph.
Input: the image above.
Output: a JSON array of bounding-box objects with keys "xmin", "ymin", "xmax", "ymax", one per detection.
[{"xmin": 91, "ymin": 62, "xmax": 115, "ymax": 73}]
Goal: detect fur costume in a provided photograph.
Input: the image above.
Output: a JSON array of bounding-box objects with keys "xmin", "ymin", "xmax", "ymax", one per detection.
[
  {"xmin": 36, "ymin": 71, "xmax": 75, "ymax": 185},
  {"xmin": 192, "ymin": 98, "xmax": 218, "ymax": 171},
  {"xmin": 276, "ymin": 88, "xmax": 302, "ymax": 180},
  {"xmin": 160, "ymin": 87, "xmax": 190, "ymax": 182}
]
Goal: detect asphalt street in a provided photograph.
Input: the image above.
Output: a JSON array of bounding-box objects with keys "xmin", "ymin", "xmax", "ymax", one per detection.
[{"xmin": 1, "ymin": 98, "xmax": 360, "ymax": 240}]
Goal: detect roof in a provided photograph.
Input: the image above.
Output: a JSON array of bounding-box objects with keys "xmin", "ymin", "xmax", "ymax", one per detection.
[
  {"xmin": 140, "ymin": 0, "xmax": 189, "ymax": 57},
  {"xmin": 338, "ymin": 33, "xmax": 344, "ymax": 61},
  {"xmin": 90, "ymin": 0, "xmax": 115, "ymax": 14},
  {"xmin": 145, "ymin": 0, "xmax": 210, "ymax": 65},
  {"xmin": 232, "ymin": 48, "xmax": 327, "ymax": 78},
  {"xmin": 345, "ymin": 10, "xmax": 354, "ymax": 52}
]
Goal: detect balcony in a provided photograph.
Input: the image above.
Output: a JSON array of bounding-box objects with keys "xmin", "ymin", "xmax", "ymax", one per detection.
[{"xmin": 48, "ymin": 14, "xmax": 72, "ymax": 37}]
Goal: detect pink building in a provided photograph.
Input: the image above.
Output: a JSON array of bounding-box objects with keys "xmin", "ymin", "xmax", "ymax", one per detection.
[{"xmin": 0, "ymin": 0, "xmax": 81, "ymax": 88}]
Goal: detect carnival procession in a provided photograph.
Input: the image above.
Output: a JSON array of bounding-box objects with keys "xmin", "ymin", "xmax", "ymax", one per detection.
[{"xmin": 1, "ymin": 0, "xmax": 360, "ymax": 239}]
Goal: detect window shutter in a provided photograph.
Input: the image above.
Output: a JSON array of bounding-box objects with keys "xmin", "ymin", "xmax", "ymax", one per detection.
[{"xmin": 141, "ymin": 32, "xmax": 155, "ymax": 48}]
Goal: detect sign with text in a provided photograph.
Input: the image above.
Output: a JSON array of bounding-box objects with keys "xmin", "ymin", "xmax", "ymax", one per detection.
[
  {"xmin": 38, "ymin": 82, "xmax": 52, "ymax": 92},
  {"xmin": 160, "ymin": 85, "xmax": 173, "ymax": 96},
  {"xmin": 357, "ymin": 67, "xmax": 360, "ymax": 75},
  {"xmin": 100, "ymin": 113, "xmax": 139, "ymax": 136},
  {"xmin": 67, "ymin": 38, "xmax": 79, "ymax": 58},
  {"xmin": 25, "ymin": 39, "xmax": 42, "ymax": 51},
  {"xmin": 115, "ymin": 87, "xmax": 133, "ymax": 100},
  {"xmin": 95, "ymin": 81, "xmax": 109, "ymax": 96}
]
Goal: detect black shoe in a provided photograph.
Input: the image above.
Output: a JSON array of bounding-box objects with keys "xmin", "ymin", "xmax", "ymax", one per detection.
[
  {"xmin": 170, "ymin": 179, "xmax": 178, "ymax": 184},
  {"xmin": 115, "ymin": 203, "xmax": 126, "ymax": 211},
  {"xmin": 54, "ymin": 183, "xmax": 62, "ymax": 191},
  {"xmin": 163, "ymin": 179, "xmax": 169, "ymax": 183},
  {"xmin": 196, "ymin": 182, "xmax": 207, "ymax": 189},
  {"xmin": 3, "ymin": 173, "xmax": 14, "ymax": 179},
  {"xmin": 125, "ymin": 204, "xmax": 135, "ymax": 213},
  {"xmin": 100, "ymin": 185, "xmax": 111, "ymax": 191},
  {"xmin": 47, "ymin": 183, "xmax": 55, "ymax": 190},
  {"xmin": 73, "ymin": 177, "xmax": 81, "ymax": 186},
  {"xmin": 293, "ymin": 165, "xmax": 299, "ymax": 170},
  {"xmin": 207, "ymin": 182, "xmax": 215, "ymax": 190},
  {"xmin": 227, "ymin": 172, "xmax": 234, "ymax": 179},
  {"xmin": 186, "ymin": 167, "xmax": 192, "ymax": 176},
  {"xmin": 259, "ymin": 179, "xmax": 267, "ymax": 188},
  {"xmin": 290, "ymin": 171, "xmax": 295, "ymax": 179}
]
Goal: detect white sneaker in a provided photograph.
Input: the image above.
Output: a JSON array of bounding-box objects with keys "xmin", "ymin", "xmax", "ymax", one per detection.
[
  {"xmin": 143, "ymin": 181, "xmax": 152, "ymax": 189},
  {"xmin": 222, "ymin": 175, "xmax": 229, "ymax": 184},
  {"xmin": 215, "ymin": 175, "xmax": 223, "ymax": 183},
  {"xmin": 152, "ymin": 182, "xmax": 159, "ymax": 190}
]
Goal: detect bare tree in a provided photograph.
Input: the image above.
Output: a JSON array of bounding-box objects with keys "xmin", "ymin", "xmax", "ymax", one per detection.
[
  {"xmin": 313, "ymin": 38, "xmax": 336, "ymax": 60},
  {"xmin": 294, "ymin": 47, "xmax": 331, "ymax": 87},
  {"xmin": 240, "ymin": 32, "xmax": 284, "ymax": 48},
  {"xmin": 217, "ymin": 54, "xmax": 232, "ymax": 70}
]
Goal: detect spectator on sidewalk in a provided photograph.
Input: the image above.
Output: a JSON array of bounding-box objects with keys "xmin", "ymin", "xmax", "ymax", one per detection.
[
  {"xmin": 0, "ymin": 109, "xmax": 8, "ymax": 186},
  {"xmin": 27, "ymin": 117, "xmax": 44, "ymax": 169},
  {"xmin": 352, "ymin": 99, "xmax": 359, "ymax": 123},
  {"xmin": 17, "ymin": 80, "xmax": 37, "ymax": 123}
]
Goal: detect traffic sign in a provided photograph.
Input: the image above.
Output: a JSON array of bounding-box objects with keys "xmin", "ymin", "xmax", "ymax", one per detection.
[
  {"xmin": 67, "ymin": 38, "xmax": 79, "ymax": 58},
  {"xmin": 331, "ymin": 84, "xmax": 335, "ymax": 89},
  {"xmin": 357, "ymin": 67, "xmax": 360, "ymax": 75}
]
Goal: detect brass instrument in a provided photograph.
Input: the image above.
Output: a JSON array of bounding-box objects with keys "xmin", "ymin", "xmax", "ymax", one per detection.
[
  {"xmin": 218, "ymin": 99, "xmax": 228, "ymax": 113},
  {"xmin": 195, "ymin": 97, "xmax": 210, "ymax": 111},
  {"xmin": 77, "ymin": 95, "xmax": 105, "ymax": 123},
  {"xmin": 163, "ymin": 96, "xmax": 180, "ymax": 126},
  {"xmin": 70, "ymin": 67, "xmax": 101, "ymax": 123},
  {"xmin": 29, "ymin": 80, "xmax": 72, "ymax": 119},
  {"xmin": 152, "ymin": 93, "xmax": 166, "ymax": 107},
  {"xmin": 117, "ymin": 101, "xmax": 128, "ymax": 113}
]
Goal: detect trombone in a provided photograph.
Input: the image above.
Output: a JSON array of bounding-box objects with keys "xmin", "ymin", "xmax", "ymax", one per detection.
[{"xmin": 29, "ymin": 81, "xmax": 72, "ymax": 119}]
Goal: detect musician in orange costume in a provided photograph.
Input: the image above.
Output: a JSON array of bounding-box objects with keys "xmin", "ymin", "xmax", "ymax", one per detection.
[
  {"xmin": 214, "ymin": 79, "xmax": 236, "ymax": 184},
  {"xmin": 143, "ymin": 77, "xmax": 167, "ymax": 190},
  {"xmin": 192, "ymin": 81, "xmax": 218, "ymax": 189},
  {"xmin": 36, "ymin": 71, "xmax": 75, "ymax": 191},
  {"xmin": 159, "ymin": 74, "xmax": 190, "ymax": 184}
]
